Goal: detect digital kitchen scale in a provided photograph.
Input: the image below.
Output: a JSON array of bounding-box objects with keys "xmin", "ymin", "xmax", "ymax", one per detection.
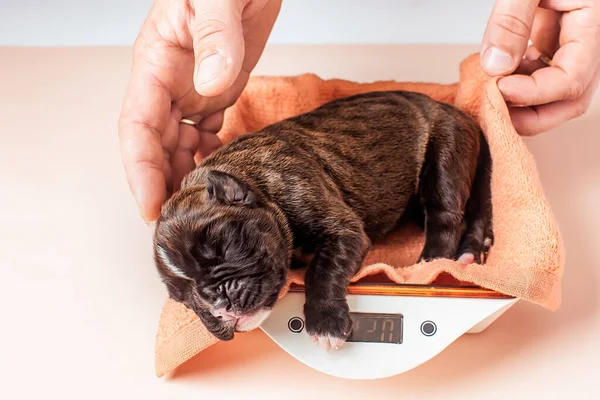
[{"xmin": 260, "ymin": 282, "xmax": 518, "ymax": 380}]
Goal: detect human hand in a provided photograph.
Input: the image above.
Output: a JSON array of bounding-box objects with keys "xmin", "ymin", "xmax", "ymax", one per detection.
[
  {"xmin": 118, "ymin": 0, "xmax": 281, "ymax": 222},
  {"xmin": 480, "ymin": 0, "xmax": 600, "ymax": 136}
]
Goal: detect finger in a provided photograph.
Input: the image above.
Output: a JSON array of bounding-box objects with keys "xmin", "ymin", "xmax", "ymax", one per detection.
[
  {"xmin": 538, "ymin": 0, "xmax": 594, "ymax": 12},
  {"xmin": 524, "ymin": 44, "xmax": 544, "ymax": 61},
  {"xmin": 530, "ymin": 7, "xmax": 561, "ymax": 57},
  {"xmin": 170, "ymin": 124, "xmax": 201, "ymax": 194},
  {"xmin": 195, "ymin": 132, "xmax": 223, "ymax": 164},
  {"xmin": 480, "ymin": 0, "xmax": 540, "ymax": 76},
  {"xmin": 162, "ymin": 149, "xmax": 174, "ymax": 199},
  {"xmin": 197, "ymin": 109, "xmax": 225, "ymax": 133},
  {"xmin": 170, "ymin": 110, "xmax": 224, "ymax": 191},
  {"xmin": 509, "ymin": 67, "xmax": 600, "ymax": 135},
  {"xmin": 498, "ymin": 4, "xmax": 600, "ymax": 106},
  {"xmin": 162, "ymin": 108, "xmax": 185, "ymax": 197},
  {"xmin": 498, "ymin": 39, "xmax": 600, "ymax": 106},
  {"xmin": 191, "ymin": 0, "xmax": 245, "ymax": 97},
  {"xmin": 238, "ymin": 0, "xmax": 283, "ymax": 71},
  {"xmin": 118, "ymin": 64, "xmax": 171, "ymax": 223},
  {"xmin": 509, "ymin": 97, "xmax": 590, "ymax": 136},
  {"xmin": 514, "ymin": 46, "xmax": 549, "ymax": 76},
  {"xmin": 195, "ymin": 111, "xmax": 224, "ymax": 162}
]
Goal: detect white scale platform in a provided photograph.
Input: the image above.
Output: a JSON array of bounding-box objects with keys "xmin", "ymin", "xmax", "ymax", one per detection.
[{"xmin": 260, "ymin": 285, "xmax": 518, "ymax": 380}]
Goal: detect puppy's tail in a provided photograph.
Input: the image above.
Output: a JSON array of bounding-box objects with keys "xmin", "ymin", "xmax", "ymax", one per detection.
[{"xmin": 457, "ymin": 131, "xmax": 494, "ymax": 264}]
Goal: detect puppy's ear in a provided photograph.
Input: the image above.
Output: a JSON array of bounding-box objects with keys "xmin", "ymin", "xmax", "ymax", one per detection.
[{"xmin": 206, "ymin": 170, "xmax": 261, "ymax": 207}]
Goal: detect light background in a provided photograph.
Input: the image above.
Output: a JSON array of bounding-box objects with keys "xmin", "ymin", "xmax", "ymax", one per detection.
[
  {"xmin": 3, "ymin": 1, "xmax": 600, "ymax": 399},
  {"xmin": 0, "ymin": 0, "xmax": 495, "ymax": 46},
  {"xmin": 2, "ymin": 43, "xmax": 599, "ymax": 400}
]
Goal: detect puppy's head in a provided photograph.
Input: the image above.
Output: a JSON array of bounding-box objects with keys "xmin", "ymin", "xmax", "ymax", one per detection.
[{"xmin": 153, "ymin": 170, "xmax": 291, "ymax": 336}]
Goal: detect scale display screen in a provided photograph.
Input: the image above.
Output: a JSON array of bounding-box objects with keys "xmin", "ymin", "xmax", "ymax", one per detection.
[{"xmin": 347, "ymin": 312, "xmax": 403, "ymax": 344}]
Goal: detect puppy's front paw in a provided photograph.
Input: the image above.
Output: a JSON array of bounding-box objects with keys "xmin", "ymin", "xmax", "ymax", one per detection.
[{"xmin": 304, "ymin": 300, "xmax": 352, "ymax": 351}]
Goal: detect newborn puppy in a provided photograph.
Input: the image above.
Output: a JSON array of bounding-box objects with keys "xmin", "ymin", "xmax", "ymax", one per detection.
[{"xmin": 153, "ymin": 91, "xmax": 493, "ymax": 350}]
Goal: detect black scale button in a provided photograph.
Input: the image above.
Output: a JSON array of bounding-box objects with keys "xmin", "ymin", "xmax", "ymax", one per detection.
[
  {"xmin": 288, "ymin": 317, "xmax": 304, "ymax": 333},
  {"xmin": 420, "ymin": 321, "xmax": 437, "ymax": 336}
]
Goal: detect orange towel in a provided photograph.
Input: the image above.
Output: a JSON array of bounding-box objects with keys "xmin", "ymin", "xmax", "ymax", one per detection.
[{"xmin": 154, "ymin": 53, "xmax": 564, "ymax": 377}]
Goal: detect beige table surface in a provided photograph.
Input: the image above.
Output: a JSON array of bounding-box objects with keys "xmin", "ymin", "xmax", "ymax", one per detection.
[{"xmin": 1, "ymin": 45, "xmax": 599, "ymax": 399}]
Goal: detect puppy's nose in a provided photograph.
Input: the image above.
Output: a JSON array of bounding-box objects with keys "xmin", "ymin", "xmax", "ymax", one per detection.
[{"xmin": 211, "ymin": 307, "xmax": 238, "ymax": 321}]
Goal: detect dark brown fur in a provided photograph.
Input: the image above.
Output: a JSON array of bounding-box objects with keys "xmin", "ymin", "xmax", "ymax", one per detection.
[{"xmin": 153, "ymin": 90, "xmax": 493, "ymax": 346}]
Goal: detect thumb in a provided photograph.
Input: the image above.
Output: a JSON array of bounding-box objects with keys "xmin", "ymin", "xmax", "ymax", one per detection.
[
  {"xmin": 480, "ymin": 0, "xmax": 539, "ymax": 76},
  {"xmin": 191, "ymin": 0, "xmax": 245, "ymax": 97}
]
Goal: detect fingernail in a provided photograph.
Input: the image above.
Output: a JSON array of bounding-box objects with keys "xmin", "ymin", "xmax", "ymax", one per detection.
[
  {"xmin": 196, "ymin": 53, "xmax": 227, "ymax": 85},
  {"xmin": 482, "ymin": 47, "xmax": 515, "ymax": 75}
]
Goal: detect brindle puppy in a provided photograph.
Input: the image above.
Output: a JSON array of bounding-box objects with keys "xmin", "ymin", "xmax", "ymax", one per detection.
[{"xmin": 153, "ymin": 91, "xmax": 493, "ymax": 350}]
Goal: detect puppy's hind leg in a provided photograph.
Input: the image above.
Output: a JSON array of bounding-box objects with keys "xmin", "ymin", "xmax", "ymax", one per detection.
[
  {"xmin": 417, "ymin": 122, "xmax": 478, "ymax": 263},
  {"xmin": 457, "ymin": 135, "xmax": 494, "ymax": 265}
]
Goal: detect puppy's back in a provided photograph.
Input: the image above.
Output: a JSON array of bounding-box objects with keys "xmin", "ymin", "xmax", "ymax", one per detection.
[{"xmin": 193, "ymin": 91, "xmax": 482, "ymax": 240}]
